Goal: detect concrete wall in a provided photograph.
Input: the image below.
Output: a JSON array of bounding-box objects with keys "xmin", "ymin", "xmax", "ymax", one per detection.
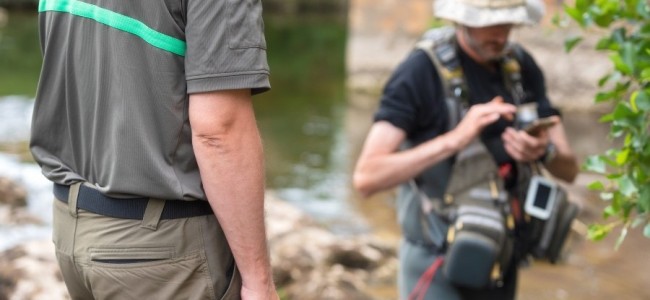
[{"xmin": 346, "ymin": 0, "xmax": 432, "ymax": 94}]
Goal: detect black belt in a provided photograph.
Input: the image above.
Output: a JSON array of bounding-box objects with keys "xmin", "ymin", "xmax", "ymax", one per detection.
[{"xmin": 54, "ymin": 184, "xmax": 213, "ymax": 220}]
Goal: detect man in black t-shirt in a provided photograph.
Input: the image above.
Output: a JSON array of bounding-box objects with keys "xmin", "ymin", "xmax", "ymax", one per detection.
[{"xmin": 353, "ymin": 0, "xmax": 579, "ymax": 299}]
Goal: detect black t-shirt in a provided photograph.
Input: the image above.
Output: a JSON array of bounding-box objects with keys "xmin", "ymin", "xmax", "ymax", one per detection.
[{"xmin": 374, "ymin": 44, "xmax": 560, "ymax": 165}]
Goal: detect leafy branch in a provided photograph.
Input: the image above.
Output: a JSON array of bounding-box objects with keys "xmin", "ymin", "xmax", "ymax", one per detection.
[{"xmin": 562, "ymin": 0, "xmax": 650, "ymax": 248}]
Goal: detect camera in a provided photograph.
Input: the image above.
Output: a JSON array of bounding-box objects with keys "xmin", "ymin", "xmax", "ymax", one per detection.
[{"xmin": 524, "ymin": 176, "xmax": 579, "ymax": 263}]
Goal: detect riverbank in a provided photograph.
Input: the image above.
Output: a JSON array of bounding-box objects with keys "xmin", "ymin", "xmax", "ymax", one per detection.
[{"xmin": 0, "ymin": 178, "xmax": 398, "ymax": 299}]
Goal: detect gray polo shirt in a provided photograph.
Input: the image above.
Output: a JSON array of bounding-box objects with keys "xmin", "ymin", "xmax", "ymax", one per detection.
[{"xmin": 31, "ymin": 0, "xmax": 270, "ymax": 200}]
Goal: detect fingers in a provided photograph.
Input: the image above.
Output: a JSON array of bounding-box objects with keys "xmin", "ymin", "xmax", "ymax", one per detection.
[
  {"xmin": 502, "ymin": 128, "xmax": 548, "ymax": 162},
  {"xmin": 470, "ymin": 101, "xmax": 516, "ymax": 123},
  {"xmin": 489, "ymin": 96, "xmax": 515, "ymax": 121}
]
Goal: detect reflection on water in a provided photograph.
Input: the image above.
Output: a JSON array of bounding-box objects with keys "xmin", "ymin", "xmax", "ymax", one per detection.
[
  {"xmin": 254, "ymin": 14, "xmax": 370, "ymax": 233},
  {"xmin": 0, "ymin": 12, "xmax": 41, "ymax": 96}
]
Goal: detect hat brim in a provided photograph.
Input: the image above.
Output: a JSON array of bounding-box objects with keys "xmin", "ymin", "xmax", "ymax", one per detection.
[{"xmin": 433, "ymin": 0, "xmax": 544, "ymax": 27}]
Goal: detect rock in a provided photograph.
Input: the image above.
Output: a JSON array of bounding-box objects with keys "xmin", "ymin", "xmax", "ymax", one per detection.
[
  {"xmin": 0, "ymin": 176, "xmax": 28, "ymax": 208},
  {"xmin": 0, "ymin": 176, "xmax": 39, "ymax": 226},
  {"xmin": 285, "ymin": 264, "xmax": 373, "ymax": 300},
  {"xmin": 264, "ymin": 193, "xmax": 398, "ymax": 299},
  {"xmin": 265, "ymin": 191, "xmax": 316, "ymax": 240},
  {"xmin": 0, "ymin": 205, "xmax": 44, "ymax": 226},
  {"xmin": 0, "ymin": 241, "xmax": 68, "ymax": 300},
  {"xmin": 327, "ymin": 238, "xmax": 388, "ymax": 270}
]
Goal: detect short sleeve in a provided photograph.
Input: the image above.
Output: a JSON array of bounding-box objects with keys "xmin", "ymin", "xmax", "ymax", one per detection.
[
  {"xmin": 518, "ymin": 48, "xmax": 561, "ymax": 118},
  {"xmin": 374, "ymin": 50, "xmax": 445, "ymax": 138},
  {"xmin": 184, "ymin": 0, "xmax": 270, "ymax": 95}
]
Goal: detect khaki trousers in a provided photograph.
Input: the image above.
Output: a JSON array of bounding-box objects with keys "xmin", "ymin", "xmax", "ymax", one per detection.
[{"xmin": 52, "ymin": 184, "xmax": 241, "ymax": 300}]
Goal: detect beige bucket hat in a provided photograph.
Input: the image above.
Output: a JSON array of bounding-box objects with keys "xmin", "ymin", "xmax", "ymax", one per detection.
[{"xmin": 434, "ymin": 0, "xmax": 545, "ymax": 27}]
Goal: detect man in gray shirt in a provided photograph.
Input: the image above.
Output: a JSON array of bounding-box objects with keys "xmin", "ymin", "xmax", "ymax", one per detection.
[{"xmin": 31, "ymin": 0, "xmax": 278, "ymax": 298}]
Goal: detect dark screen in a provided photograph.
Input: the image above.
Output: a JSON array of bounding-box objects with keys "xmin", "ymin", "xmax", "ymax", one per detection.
[{"xmin": 534, "ymin": 184, "xmax": 551, "ymax": 209}]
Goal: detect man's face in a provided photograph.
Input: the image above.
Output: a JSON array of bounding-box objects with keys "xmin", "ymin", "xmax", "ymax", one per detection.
[{"xmin": 462, "ymin": 24, "xmax": 513, "ymax": 62}]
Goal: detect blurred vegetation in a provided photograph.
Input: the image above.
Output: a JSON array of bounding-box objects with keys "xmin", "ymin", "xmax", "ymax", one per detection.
[
  {"xmin": 563, "ymin": 0, "xmax": 650, "ymax": 247},
  {"xmin": 0, "ymin": 12, "xmax": 41, "ymax": 97},
  {"xmin": 254, "ymin": 13, "xmax": 347, "ymax": 192}
]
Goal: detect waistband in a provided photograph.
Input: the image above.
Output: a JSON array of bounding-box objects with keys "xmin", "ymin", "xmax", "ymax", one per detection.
[{"xmin": 54, "ymin": 183, "xmax": 213, "ymax": 220}]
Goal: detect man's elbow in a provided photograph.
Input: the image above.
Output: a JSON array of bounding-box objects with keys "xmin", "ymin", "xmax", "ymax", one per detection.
[
  {"xmin": 353, "ymin": 172, "xmax": 376, "ymax": 198},
  {"xmin": 551, "ymin": 158, "xmax": 579, "ymax": 183},
  {"xmin": 563, "ymin": 162, "xmax": 580, "ymax": 183}
]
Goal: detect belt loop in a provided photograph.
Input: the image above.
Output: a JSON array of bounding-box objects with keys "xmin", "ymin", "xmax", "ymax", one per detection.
[
  {"xmin": 68, "ymin": 182, "xmax": 82, "ymax": 217},
  {"xmin": 141, "ymin": 198, "xmax": 165, "ymax": 231}
]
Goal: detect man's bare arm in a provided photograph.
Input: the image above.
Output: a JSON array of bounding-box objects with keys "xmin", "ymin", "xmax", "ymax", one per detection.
[
  {"xmin": 545, "ymin": 118, "xmax": 579, "ymax": 182},
  {"xmin": 189, "ymin": 89, "xmax": 277, "ymax": 299},
  {"xmin": 354, "ymin": 98, "xmax": 516, "ymax": 197}
]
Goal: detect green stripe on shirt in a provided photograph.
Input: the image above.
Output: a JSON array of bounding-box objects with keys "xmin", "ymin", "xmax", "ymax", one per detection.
[{"xmin": 39, "ymin": 0, "xmax": 186, "ymax": 56}]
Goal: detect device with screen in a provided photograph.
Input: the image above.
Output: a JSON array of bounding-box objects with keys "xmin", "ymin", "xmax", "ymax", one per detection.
[
  {"xmin": 523, "ymin": 117, "xmax": 557, "ymax": 136},
  {"xmin": 524, "ymin": 175, "xmax": 558, "ymax": 220}
]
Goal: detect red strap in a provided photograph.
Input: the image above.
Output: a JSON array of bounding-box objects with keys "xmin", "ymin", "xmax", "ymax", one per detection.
[
  {"xmin": 498, "ymin": 163, "xmax": 512, "ymax": 179},
  {"xmin": 511, "ymin": 197, "xmax": 523, "ymax": 222},
  {"xmin": 407, "ymin": 257, "xmax": 444, "ymax": 300}
]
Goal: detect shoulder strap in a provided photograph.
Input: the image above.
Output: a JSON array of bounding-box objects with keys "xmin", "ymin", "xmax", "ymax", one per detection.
[
  {"xmin": 415, "ymin": 27, "xmax": 467, "ymax": 132},
  {"xmin": 502, "ymin": 44, "xmax": 526, "ymax": 108}
]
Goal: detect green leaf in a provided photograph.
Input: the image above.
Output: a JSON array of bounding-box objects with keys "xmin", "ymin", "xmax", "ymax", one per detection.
[
  {"xmin": 620, "ymin": 42, "xmax": 638, "ymax": 75},
  {"xmin": 634, "ymin": 90, "xmax": 650, "ymax": 111},
  {"xmin": 585, "ymin": 155, "xmax": 607, "ymax": 173},
  {"xmin": 598, "ymin": 73, "xmax": 613, "ymax": 87},
  {"xmin": 588, "ymin": 224, "xmax": 613, "ymax": 241},
  {"xmin": 575, "ymin": 0, "xmax": 590, "ymax": 12},
  {"xmin": 596, "ymin": 91, "xmax": 616, "ymax": 102},
  {"xmin": 645, "ymin": 224, "xmax": 650, "ymax": 238},
  {"xmin": 611, "ymin": 27, "xmax": 627, "ymax": 45},
  {"xmin": 611, "ymin": 53, "xmax": 632, "ymax": 74},
  {"xmin": 624, "ymin": 134, "xmax": 632, "ymax": 146},
  {"xmin": 638, "ymin": 0, "xmax": 650, "ymax": 19},
  {"xmin": 639, "ymin": 186, "xmax": 650, "ymax": 213},
  {"xmin": 641, "ymin": 68, "xmax": 650, "ymax": 82},
  {"xmin": 565, "ymin": 36, "xmax": 584, "ymax": 52},
  {"xmin": 612, "ymin": 102, "xmax": 636, "ymax": 119},
  {"xmin": 595, "ymin": 36, "xmax": 614, "ymax": 50},
  {"xmin": 618, "ymin": 175, "xmax": 638, "ymax": 198},
  {"xmin": 565, "ymin": 5, "xmax": 586, "ymax": 26},
  {"xmin": 588, "ymin": 181, "xmax": 605, "ymax": 190},
  {"xmin": 606, "ymin": 173, "xmax": 622, "ymax": 180},
  {"xmin": 599, "ymin": 112, "xmax": 615, "ymax": 122},
  {"xmin": 603, "ymin": 205, "xmax": 617, "ymax": 219},
  {"xmin": 616, "ymin": 148, "xmax": 630, "ymax": 165},
  {"xmin": 592, "ymin": 9, "xmax": 615, "ymax": 27},
  {"xmin": 630, "ymin": 91, "xmax": 639, "ymax": 112}
]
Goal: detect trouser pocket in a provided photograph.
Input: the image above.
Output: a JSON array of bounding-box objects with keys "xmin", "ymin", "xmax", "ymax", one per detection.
[
  {"xmin": 89, "ymin": 247, "xmax": 173, "ymax": 264},
  {"xmin": 87, "ymin": 247, "xmax": 215, "ymax": 300}
]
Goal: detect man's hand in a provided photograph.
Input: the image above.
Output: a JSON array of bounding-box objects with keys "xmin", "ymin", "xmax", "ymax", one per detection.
[
  {"xmin": 451, "ymin": 96, "xmax": 516, "ymax": 149},
  {"xmin": 501, "ymin": 125, "xmax": 551, "ymax": 162}
]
